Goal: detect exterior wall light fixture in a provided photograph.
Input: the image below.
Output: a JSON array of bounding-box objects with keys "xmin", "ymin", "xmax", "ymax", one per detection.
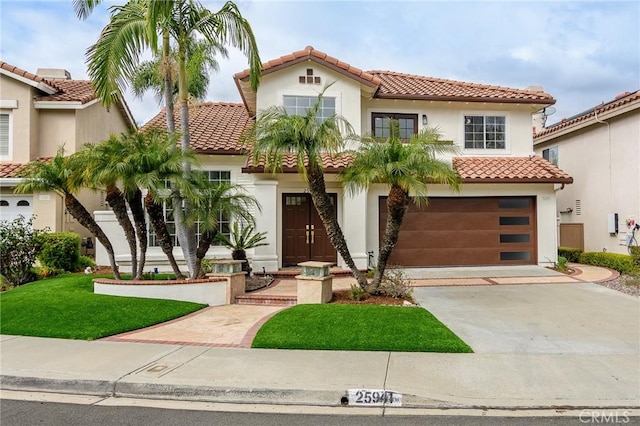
[{"xmin": 422, "ymin": 114, "xmax": 428, "ymax": 125}]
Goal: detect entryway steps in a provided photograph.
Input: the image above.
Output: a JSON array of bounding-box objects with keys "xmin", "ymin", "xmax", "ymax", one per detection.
[{"xmin": 235, "ymin": 294, "xmax": 297, "ymax": 306}]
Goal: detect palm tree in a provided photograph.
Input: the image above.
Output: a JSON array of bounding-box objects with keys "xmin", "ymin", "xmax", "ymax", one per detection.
[
  {"xmin": 81, "ymin": 0, "xmax": 262, "ymax": 278},
  {"xmin": 215, "ymin": 223, "xmax": 267, "ymax": 276},
  {"xmin": 185, "ymin": 177, "xmax": 261, "ymax": 277},
  {"xmin": 341, "ymin": 121, "xmax": 461, "ymax": 293},
  {"xmin": 131, "ymin": 36, "xmax": 228, "ymax": 104},
  {"xmin": 79, "ymin": 138, "xmax": 140, "ymax": 278},
  {"xmin": 250, "ymin": 86, "xmax": 369, "ymax": 290},
  {"xmin": 14, "ymin": 148, "xmax": 122, "ymax": 279}
]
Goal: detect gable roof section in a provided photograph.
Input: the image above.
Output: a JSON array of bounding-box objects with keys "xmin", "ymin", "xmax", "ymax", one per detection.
[
  {"xmin": 370, "ymin": 71, "xmax": 555, "ymax": 104},
  {"xmin": 453, "ymin": 156, "xmax": 573, "ymax": 184},
  {"xmin": 142, "ymin": 102, "xmax": 251, "ymax": 154},
  {"xmin": 234, "ymin": 46, "xmax": 555, "ymax": 114},
  {"xmin": 34, "ymin": 80, "xmax": 97, "ymax": 104},
  {"xmin": 0, "ymin": 61, "xmax": 59, "ymax": 94},
  {"xmin": 0, "ymin": 157, "xmax": 52, "ymax": 179},
  {"xmin": 534, "ymin": 90, "xmax": 640, "ymax": 142}
]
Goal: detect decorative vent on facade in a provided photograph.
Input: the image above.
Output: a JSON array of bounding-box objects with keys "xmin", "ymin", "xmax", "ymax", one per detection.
[
  {"xmin": 299, "ymin": 68, "xmax": 321, "ymax": 85},
  {"xmin": 575, "ymin": 200, "xmax": 581, "ymax": 216}
]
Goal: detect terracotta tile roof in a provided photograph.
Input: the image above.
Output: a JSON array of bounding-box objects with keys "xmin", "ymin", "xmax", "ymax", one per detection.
[
  {"xmin": 142, "ymin": 102, "xmax": 251, "ymax": 154},
  {"xmin": 234, "ymin": 45, "xmax": 381, "ymax": 87},
  {"xmin": 534, "ymin": 90, "xmax": 640, "ymax": 139},
  {"xmin": 242, "ymin": 152, "xmax": 355, "ymax": 174},
  {"xmin": 35, "ymin": 79, "xmax": 97, "ymax": 104},
  {"xmin": 453, "ymin": 156, "xmax": 573, "ymax": 184},
  {"xmin": 369, "ymin": 71, "xmax": 555, "ymax": 104},
  {"xmin": 0, "ymin": 60, "xmax": 61, "ymax": 92},
  {"xmin": 0, "ymin": 163, "xmax": 27, "ymax": 178}
]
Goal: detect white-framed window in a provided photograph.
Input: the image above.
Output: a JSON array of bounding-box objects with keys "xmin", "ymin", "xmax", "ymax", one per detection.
[
  {"xmin": 148, "ymin": 171, "xmax": 232, "ymax": 247},
  {"xmin": 0, "ymin": 112, "xmax": 11, "ymax": 159},
  {"xmin": 464, "ymin": 115, "xmax": 506, "ymax": 149},
  {"xmin": 283, "ymin": 95, "xmax": 335, "ymax": 121},
  {"xmin": 542, "ymin": 146, "xmax": 558, "ymax": 165}
]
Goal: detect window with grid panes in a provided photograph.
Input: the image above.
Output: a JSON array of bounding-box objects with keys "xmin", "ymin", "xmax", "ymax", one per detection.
[
  {"xmin": 148, "ymin": 171, "xmax": 231, "ymax": 247},
  {"xmin": 0, "ymin": 113, "xmax": 10, "ymax": 157},
  {"xmin": 464, "ymin": 115, "xmax": 506, "ymax": 149},
  {"xmin": 283, "ymin": 95, "xmax": 335, "ymax": 122},
  {"xmin": 371, "ymin": 113, "xmax": 418, "ymax": 141}
]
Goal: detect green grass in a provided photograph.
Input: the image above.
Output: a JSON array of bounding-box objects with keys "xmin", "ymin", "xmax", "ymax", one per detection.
[
  {"xmin": 0, "ymin": 274, "xmax": 206, "ymax": 340},
  {"xmin": 252, "ymin": 304, "xmax": 473, "ymax": 353}
]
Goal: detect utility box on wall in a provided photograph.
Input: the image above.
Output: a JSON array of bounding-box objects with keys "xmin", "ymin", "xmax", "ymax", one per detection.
[{"xmin": 607, "ymin": 213, "xmax": 618, "ymax": 234}]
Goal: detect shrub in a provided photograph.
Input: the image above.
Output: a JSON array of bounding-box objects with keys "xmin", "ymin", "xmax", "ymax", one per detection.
[
  {"xmin": 578, "ymin": 251, "xmax": 638, "ymax": 274},
  {"xmin": 557, "ymin": 256, "xmax": 568, "ymax": 272},
  {"xmin": 630, "ymin": 246, "xmax": 640, "ymax": 266},
  {"xmin": 558, "ymin": 247, "xmax": 583, "ymax": 262},
  {"xmin": 379, "ymin": 268, "xmax": 413, "ymax": 300},
  {"xmin": 37, "ymin": 266, "xmax": 65, "ymax": 279},
  {"xmin": 76, "ymin": 255, "xmax": 96, "ymax": 270},
  {"xmin": 0, "ymin": 216, "xmax": 48, "ymax": 286},
  {"xmin": 38, "ymin": 232, "xmax": 81, "ymax": 272},
  {"xmin": 349, "ymin": 284, "xmax": 366, "ymax": 301}
]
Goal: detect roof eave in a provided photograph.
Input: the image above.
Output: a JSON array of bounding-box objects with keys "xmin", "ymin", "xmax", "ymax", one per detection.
[
  {"xmin": 461, "ymin": 177, "xmax": 573, "ymax": 184},
  {"xmin": 374, "ymin": 92, "xmax": 556, "ymax": 105}
]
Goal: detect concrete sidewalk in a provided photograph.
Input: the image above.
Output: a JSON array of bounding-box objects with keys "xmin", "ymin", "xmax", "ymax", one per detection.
[{"xmin": 1, "ymin": 334, "xmax": 638, "ymax": 409}]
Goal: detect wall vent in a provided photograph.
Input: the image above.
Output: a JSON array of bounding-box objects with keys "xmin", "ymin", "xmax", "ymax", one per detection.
[{"xmin": 575, "ymin": 200, "xmax": 581, "ymax": 215}]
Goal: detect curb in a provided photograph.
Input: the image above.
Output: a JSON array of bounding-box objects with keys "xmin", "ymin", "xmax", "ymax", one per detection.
[{"xmin": 3, "ymin": 375, "xmax": 638, "ymax": 410}]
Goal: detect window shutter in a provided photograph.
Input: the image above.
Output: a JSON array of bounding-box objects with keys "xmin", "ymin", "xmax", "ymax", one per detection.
[{"xmin": 0, "ymin": 114, "xmax": 9, "ymax": 156}]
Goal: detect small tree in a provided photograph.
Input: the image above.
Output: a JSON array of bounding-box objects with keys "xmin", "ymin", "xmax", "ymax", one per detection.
[
  {"xmin": 215, "ymin": 223, "xmax": 268, "ymax": 275},
  {"xmin": 0, "ymin": 216, "xmax": 48, "ymax": 286}
]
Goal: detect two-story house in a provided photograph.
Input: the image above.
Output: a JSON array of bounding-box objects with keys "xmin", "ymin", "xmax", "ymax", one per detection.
[
  {"xmin": 96, "ymin": 46, "xmax": 572, "ymax": 271},
  {"xmin": 0, "ymin": 61, "xmax": 136, "ymax": 241},
  {"xmin": 534, "ymin": 90, "xmax": 639, "ymax": 255}
]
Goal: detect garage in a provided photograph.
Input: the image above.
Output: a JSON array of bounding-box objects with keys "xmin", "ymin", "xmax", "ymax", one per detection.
[
  {"xmin": 0, "ymin": 196, "xmax": 33, "ymax": 223},
  {"xmin": 379, "ymin": 196, "xmax": 537, "ymax": 267}
]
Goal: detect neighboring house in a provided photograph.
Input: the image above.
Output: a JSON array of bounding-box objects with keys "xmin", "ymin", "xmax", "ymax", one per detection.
[
  {"xmin": 0, "ymin": 61, "xmax": 136, "ymax": 242},
  {"xmin": 97, "ymin": 46, "xmax": 572, "ymax": 271},
  {"xmin": 534, "ymin": 90, "xmax": 640, "ymax": 255}
]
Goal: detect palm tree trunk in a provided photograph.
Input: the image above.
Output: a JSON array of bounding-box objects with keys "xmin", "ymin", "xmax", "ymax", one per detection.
[
  {"xmin": 306, "ymin": 164, "xmax": 368, "ymax": 290},
  {"xmin": 194, "ymin": 230, "xmax": 216, "ymax": 278},
  {"xmin": 162, "ymin": 30, "xmax": 175, "ymax": 134},
  {"xmin": 106, "ymin": 185, "xmax": 137, "ymax": 277},
  {"xmin": 127, "ymin": 189, "xmax": 147, "ymax": 279},
  {"xmin": 372, "ymin": 185, "xmax": 410, "ymax": 293},
  {"xmin": 145, "ymin": 194, "xmax": 184, "ymax": 278},
  {"xmin": 175, "ymin": 34, "xmax": 198, "ymax": 278},
  {"xmin": 64, "ymin": 193, "xmax": 121, "ymax": 280}
]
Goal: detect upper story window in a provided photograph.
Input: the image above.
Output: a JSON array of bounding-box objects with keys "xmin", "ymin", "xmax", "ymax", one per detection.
[
  {"xmin": 372, "ymin": 113, "xmax": 418, "ymax": 140},
  {"xmin": 464, "ymin": 115, "xmax": 506, "ymax": 149},
  {"xmin": 283, "ymin": 95, "xmax": 335, "ymax": 122},
  {"xmin": 0, "ymin": 113, "xmax": 10, "ymax": 158},
  {"xmin": 542, "ymin": 146, "xmax": 558, "ymax": 165}
]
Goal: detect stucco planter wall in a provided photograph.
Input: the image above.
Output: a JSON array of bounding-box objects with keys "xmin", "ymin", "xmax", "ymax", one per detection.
[{"xmin": 93, "ymin": 277, "xmax": 228, "ymax": 306}]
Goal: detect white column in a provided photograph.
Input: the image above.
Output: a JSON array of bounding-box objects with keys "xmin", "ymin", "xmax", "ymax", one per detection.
[
  {"xmin": 341, "ymin": 189, "xmax": 368, "ymax": 270},
  {"xmin": 252, "ymin": 180, "xmax": 279, "ymax": 273},
  {"xmin": 93, "ymin": 210, "xmax": 126, "ymax": 267}
]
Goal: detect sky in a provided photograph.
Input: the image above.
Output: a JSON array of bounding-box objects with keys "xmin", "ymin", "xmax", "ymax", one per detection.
[{"xmin": 1, "ymin": 0, "xmax": 639, "ymax": 127}]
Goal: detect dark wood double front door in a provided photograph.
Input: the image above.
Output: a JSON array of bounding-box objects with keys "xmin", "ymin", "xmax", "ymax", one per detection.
[{"xmin": 282, "ymin": 193, "xmax": 337, "ymax": 266}]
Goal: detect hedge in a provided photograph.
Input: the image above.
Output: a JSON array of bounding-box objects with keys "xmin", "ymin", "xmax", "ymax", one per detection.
[
  {"xmin": 558, "ymin": 247, "xmax": 583, "ymax": 262},
  {"xmin": 578, "ymin": 251, "xmax": 638, "ymax": 274}
]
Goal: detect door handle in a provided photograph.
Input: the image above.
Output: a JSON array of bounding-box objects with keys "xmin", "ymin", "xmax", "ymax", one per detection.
[
  {"xmin": 311, "ymin": 225, "xmax": 315, "ymax": 244},
  {"xmin": 305, "ymin": 225, "xmax": 310, "ymax": 244}
]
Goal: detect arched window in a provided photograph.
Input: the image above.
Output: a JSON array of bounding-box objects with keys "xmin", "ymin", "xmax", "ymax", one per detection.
[
  {"xmin": 0, "ymin": 200, "xmax": 9, "ymax": 206},
  {"xmin": 17, "ymin": 200, "xmax": 30, "ymax": 206}
]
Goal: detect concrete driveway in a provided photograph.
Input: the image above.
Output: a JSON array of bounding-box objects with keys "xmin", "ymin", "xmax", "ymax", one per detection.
[{"xmin": 413, "ymin": 283, "xmax": 640, "ymax": 354}]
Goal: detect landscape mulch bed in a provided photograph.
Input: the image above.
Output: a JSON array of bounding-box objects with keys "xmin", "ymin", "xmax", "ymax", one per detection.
[{"xmin": 331, "ymin": 289, "xmax": 409, "ymax": 306}]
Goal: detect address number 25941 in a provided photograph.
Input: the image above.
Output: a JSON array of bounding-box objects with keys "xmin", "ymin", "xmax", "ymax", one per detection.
[{"xmin": 347, "ymin": 389, "xmax": 402, "ymax": 406}]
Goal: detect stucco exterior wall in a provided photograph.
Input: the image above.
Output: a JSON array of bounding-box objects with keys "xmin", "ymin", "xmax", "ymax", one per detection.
[
  {"xmin": 535, "ymin": 110, "xmax": 640, "ymax": 254},
  {"xmin": 36, "ymin": 110, "xmax": 77, "ymax": 156},
  {"xmin": 0, "ymin": 75, "xmax": 38, "ymax": 163},
  {"xmin": 255, "ymin": 62, "xmax": 363, "ymax": 136},
  {"xmin": 361, "ymin": 98, "xmax": 539, "ymax": 156}
]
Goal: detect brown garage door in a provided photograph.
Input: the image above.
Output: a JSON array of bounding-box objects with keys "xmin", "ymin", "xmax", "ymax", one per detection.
[{"xmin": 379, "ymin": 197, "xmax": 537, "ymax": 267}]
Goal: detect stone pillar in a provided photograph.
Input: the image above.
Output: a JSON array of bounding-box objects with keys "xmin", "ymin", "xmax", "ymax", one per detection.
[
  {"xmin": 207, "ymin": 260, "xmax": 246, "ymax": 304},
  {"xmin": 252, "ymin": 180, "xmax": 279, "ymax": 273},
  {"xmin": 296, "ymin": 261, "xmax": 333, "ymax": 304},
  {"xmin": 342, "ymin": 189, "xmax": 368, "ymax": 270}
]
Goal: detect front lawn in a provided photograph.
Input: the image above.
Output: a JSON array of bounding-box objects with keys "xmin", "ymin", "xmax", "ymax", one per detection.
[
  {"xmin": 0, "ymin": 274, "xmax": 206, "ymax": 340},
  {"xmin": 252, "ymin": 304, "xmax": 473, "ymax": 353}
]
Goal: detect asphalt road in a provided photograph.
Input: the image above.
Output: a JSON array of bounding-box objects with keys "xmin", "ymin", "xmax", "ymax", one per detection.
[{"xmin": 3, "ymin": 399, "xmax": 638, "ymax": 426}]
